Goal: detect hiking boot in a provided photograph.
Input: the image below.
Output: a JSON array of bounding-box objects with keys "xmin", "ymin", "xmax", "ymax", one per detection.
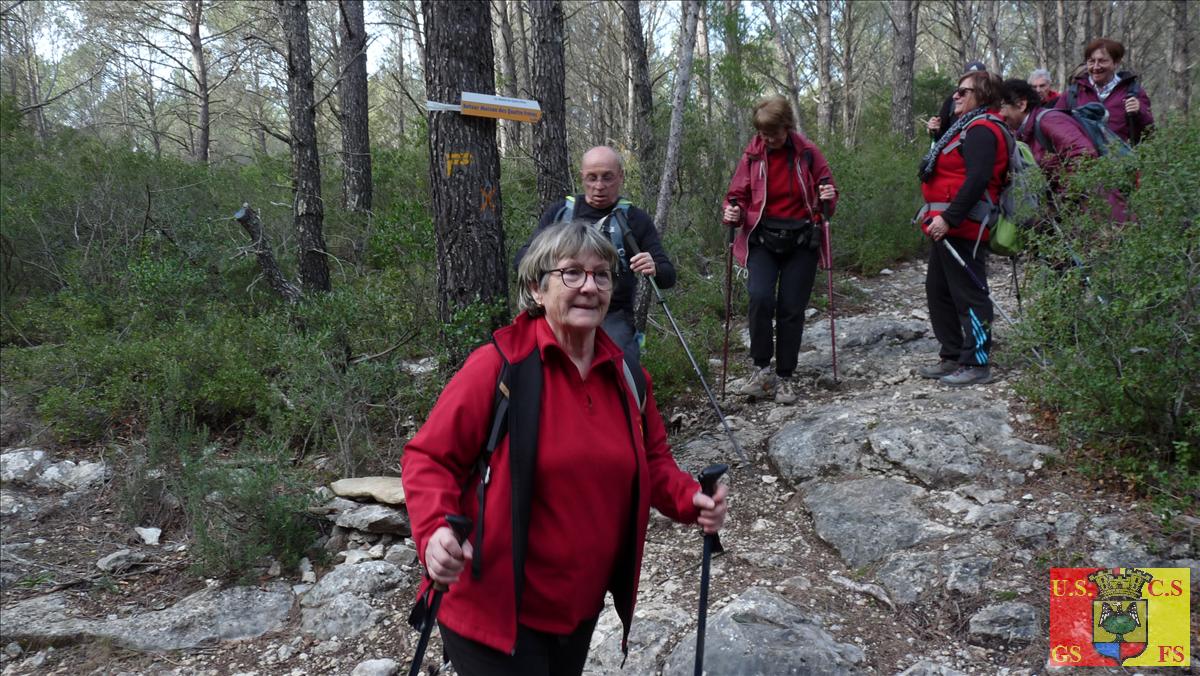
[
  {"xmin": 741, "ymin": 366, "xmax": 777, "ymax": 397},
  {"xmin": 941, "ymin": 365, "xmax": 993, "ymax": 387},
  {"xmin": 774, "ymin": 377, "xmax": 798, "ymax": 405},
  {"xmin": 918, "ymin": 359, "xmax": 960, "ymax": 379}
]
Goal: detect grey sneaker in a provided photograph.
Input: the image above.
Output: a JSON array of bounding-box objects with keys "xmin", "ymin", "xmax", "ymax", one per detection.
[
  {"xmin": 774, "ymin": 377, "xmax": 797, "ymax": 404},
  {"xmin": 918, "ymin": 359, "xmax": 960, "ymax": 379},
  {"xmin": 941, "ymin": 365, "xmax": 993, "ymax": 386},
  {"xmin": 741, "ymin": 366, "xmax": 777, "ymax": 397}
]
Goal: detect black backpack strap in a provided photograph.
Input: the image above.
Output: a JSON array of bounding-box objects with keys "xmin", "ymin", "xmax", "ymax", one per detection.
[
  {"xmin": 621, "ymin": 358, "xmax": 646, "ymax": 412},
  {"xmin": 1033, "ymin": 109, "xmax": 1055, "ymax": 154},
  {"xmin": 506, "ymin": 348, "xmax": 542, "ymax": 615},
  {"xmin": 471, "ymin": 344, "xmax": 511, "ymax": 580},
  {"xmin": 1067, "ymin": 82, "xmax": 1078, "ymax": 110}
]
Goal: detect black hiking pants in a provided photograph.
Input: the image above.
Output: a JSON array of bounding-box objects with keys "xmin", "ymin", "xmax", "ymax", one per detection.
[
  {"xmin": 440, "ymin": 617, "xmax": 598, "ymax": 676},
  {"xmin": 926, "ymin": 236, "xmax": 992, "ymax": 366},
  {"xmin": 747, "ymin": 241, "xmax": 819, "ymax": 378}
]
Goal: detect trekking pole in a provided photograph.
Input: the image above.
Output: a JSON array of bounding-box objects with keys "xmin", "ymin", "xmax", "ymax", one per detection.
[
  {"xmin": 693, "ymin": 463, "xmax": 728, "ymax": 676},
  {"xmin": 938, "ymin": 238, "xmax": 1018, "ymax": 328},
  {"xmin": 1124, "ymin": 95, "xmax": 1141, "ymax": 145},
  {"xmin": 818, "ymin": 179, "xmax": 838, "ymax": 383},
  {"xmin": 619, "ymin": 227, "xmax": 748, "ymax": 463},
  {"xmin": 720, "ymin": 199, "xmax": 738, "ymax": 399},
  {"xmin": 407, "ymin": 514, "xmax": 472, "ymax": 676}
]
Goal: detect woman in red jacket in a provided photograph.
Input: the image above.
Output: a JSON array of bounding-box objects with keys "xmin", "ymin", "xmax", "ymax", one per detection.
[
  {"xmin": 402, "ymin": 222, "xmax": 728, "ymax": 676},
  {"xmin": 721, "ymin": 95, "xmax": 837, "ymax": 404},
  {"xmin": 916, "ymin": 71, "xmax": 1008, "ymax": 387},
  {"xmin": 1054, "ymin": 37, "xmax": 1153, "ymax": 144}
]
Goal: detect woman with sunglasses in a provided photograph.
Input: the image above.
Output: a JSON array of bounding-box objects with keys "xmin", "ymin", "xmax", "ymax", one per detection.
[
  {"xmin": 915, "ymin": 71, "xmax": 1009, "ymax": 387},
  {"xmin": 402, "ymin": 221, "xmax": 728, "ymax": 676},
  {"xmin": 720, "ymin": 95, "xmax": 838, "ymax": 404}
]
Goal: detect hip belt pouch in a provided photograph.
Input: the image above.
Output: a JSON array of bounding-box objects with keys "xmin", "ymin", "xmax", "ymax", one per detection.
[{"xmin": 754, "ymin": 218, "xmax": 816, "ymax": 255}]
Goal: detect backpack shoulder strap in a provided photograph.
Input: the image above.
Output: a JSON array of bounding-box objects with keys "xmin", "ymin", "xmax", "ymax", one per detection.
[
  {"xmin": 1067, "ymin": 82, "xmax": 1078, "ymax": 110},
  {"xmin": 621, "ymin": 358, "xmax": 646, "ymax": 413},
  {"xmin": 554, "ymin": 195, "xmax": 576, "ymax": 223},
  {"xmin": 1033, "ymin": 109, "xmax": 1056, "ymax": 154},
  {"xmin": 472, "ymin": 342, "xmax": 511, "ymax": 579}
]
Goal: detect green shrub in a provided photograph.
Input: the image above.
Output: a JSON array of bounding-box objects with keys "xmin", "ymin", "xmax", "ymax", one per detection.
[{"xmin": 1012, "ymin": 118, "xmax": 1200, "ymax": 512}]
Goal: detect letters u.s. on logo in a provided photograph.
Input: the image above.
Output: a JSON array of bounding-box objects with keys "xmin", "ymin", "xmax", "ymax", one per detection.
[{"xmin": 1049, "ymin": 567, "xmax": 1190, "ymax": 667}]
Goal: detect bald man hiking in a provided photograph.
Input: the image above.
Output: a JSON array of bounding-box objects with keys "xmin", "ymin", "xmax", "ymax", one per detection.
[{"xmin": 515, "ymin": 146, "xmax": 677, "ymax": 372}]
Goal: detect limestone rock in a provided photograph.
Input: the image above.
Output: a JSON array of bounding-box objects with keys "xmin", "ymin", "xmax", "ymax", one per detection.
[
  {"xmin": 96, "ymin": 549, "xmax": 146, "ymax": 573},
  {"xmin": 968, "ymin": 602, "xmax": 1038, "ymax": 645},
  {"xmin": 351, "ymin": 659, "xmax": 399, "ymax": 676},
  {"xmin": 586, "ymin": 600, "xmax": 690, "ymax": 674},
  {"xmin": 897, "ymin": 661, "xmax": 967, "ymax": 676},
  {"xmin": 300, "ymin": 593, "xmax": 381, "ymax": 640},
  {"xmin": 662, "ymin": 587, "xmax": 864, "ymax": 676},
  {"xmin": 301, "ymin": 561, "xmax": 407, "ymax": 608},
  {"xmin": 134, "ymin": 527, "xmax": 161, "ymax": 546},
  {"xmin": 0, "ymin": 449, "xmax": 48, "ymax": 485},
  {"xmin": 36, "ymin": 460, "xmax": 108, "ymax": 490},
  {"xmin": 804, "ymin": 477, "xmax": 955, "ymax": 567},
  {"xmin": 334, "ymin": 503, "xmax": 410, "ymax": 536},
  {"xmin": 330, "ymin": 477, "xmax": 406, "ymax": 506}
]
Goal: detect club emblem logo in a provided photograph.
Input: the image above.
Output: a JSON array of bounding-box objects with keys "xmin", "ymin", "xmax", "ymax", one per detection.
[{"xmin": 1089, "ymin": 568, "xmax": 1151, "ymax": 664}]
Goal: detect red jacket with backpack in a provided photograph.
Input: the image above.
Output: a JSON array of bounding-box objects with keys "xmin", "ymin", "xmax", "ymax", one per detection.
[
  {"xmin": 401, "ymin": 312, "xmax": 701, "ymax": 655},
  {"xmin": 920, "ymin": 113, "xmax": 1010, "ymax": 243},
  {"xmin": 722, "ymin": 129, "xmax": 838, "ymax": 267}
]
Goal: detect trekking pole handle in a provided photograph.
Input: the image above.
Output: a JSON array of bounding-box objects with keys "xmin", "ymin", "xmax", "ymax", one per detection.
[
  {"xmin": 725, "ymin": 198, "xmax": 739, "ymax": 241},
  {"xmin": 431, "ymin": 514, "xmax": 473, "ymax": 591},
  {"xmin": 698, "ymin": 463, "xmax": 728, "ymax": 497},
  {"xmin": 818, "ymin": 178, "xmax": 833, "ymax": 219}
]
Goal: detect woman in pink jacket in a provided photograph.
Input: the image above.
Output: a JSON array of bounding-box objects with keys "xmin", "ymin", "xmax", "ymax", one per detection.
[
  {"xmin": 720, "ymin": 95, "xmax": 837, "ymax": 404},
  {"xmin": 1054, "ymin": 37, "xmax": 1153, "ymax": 144}
]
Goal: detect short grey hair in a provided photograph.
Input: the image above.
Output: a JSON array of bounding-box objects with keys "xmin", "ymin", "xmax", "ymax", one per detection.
[
  {"xmin": 516, "ymin": 221, "xmax": 619, "ymax": 317},
  {"xmin": 1029, "ymin": 68, "xmax": 1052, "ymax": 83}
]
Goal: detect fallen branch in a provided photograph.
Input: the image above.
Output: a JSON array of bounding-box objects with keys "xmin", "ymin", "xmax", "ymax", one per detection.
[
  {"xmin": 234, "ymin": 203, "xmax": 302, "ymax": 304},
  {"xmin": 828, "ymin": 571, "xmax": 896, "ymax": 611}
]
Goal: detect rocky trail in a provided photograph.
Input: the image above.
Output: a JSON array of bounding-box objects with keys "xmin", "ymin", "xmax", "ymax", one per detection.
[{"xmin": 1, "ymin": 259, "xmax": 1196, "ymax": 675}]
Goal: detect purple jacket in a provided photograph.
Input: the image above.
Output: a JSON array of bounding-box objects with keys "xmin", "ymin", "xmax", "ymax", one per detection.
[
  {"xmin": 1054, "ymin": 71, "xmax": 1153, "ymax": 143},
  {"xmin": 1018, "ymin": 109, "xmax": 1097, "ymax": 180}
]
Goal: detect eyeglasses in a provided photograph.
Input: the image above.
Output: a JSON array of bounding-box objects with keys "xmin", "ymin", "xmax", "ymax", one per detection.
[
  {"xmin": 953, "ymin": 87, "xmax": 976, "ymax": 98},
  {"xmin": 548, "ymin": 267, "xmax": 614, "ymax": 290}
]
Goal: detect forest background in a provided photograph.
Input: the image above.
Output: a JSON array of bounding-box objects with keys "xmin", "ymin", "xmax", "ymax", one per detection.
[{"xmin": 0, "ymin": 0, "xmax": 1196, "ymax": 576}]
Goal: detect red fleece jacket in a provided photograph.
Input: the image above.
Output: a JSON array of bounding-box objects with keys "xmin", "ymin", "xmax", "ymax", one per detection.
[{"xmin": 401, "ymin": 312, "xmax": 701, "ymax": 653}]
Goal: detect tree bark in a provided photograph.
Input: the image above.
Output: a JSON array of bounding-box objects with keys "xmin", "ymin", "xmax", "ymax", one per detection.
[
  {"xmin": 529, "ymin": 0, "xmax": 570, "ymax": 209},
  {"xmin": 635, "ymin": 0, "xmax": 699, "ymax": 332},
  {"xmin": 1033, "ymin": 0, "xmax": 1049, "ymax": 75},
  {"xmin": 423, "ymin": 0, "xmax": 507, "ymax": 357},
  {"xmin": 1055, "ymin": 0, "xmax": 1068, "ymax": 91},
  {"xmin": 338, "ymin": 0, "xmax": 372, "ymax": 212},
  {"xmin": 889, "ymin": 0, "xmax": 918, "ymax": 141},
  {"xmin": 1171, "ymin": 0, "xmax": 1191, "ymax": 115},
  {"xmin": 622, "ymin": 0, "xmax": 657, "ymax": 207},
  {"xmin": 983, "ymin": 0, "xmax": 1002, "ymax": 74},
  {"xmin": 184, "ymin": 0, "xmax": 209, "ymax": 164},
  {"xmin": 840, "ymin": 0, "xmax": 858, "ymax": 147},
  {"xmin": 697, "ymin": 0, "xmax": 713, "ymax": 126},
  {"xmin": 816, "ymin": 0, "xmax": 834, "ymax": 140},
  {"xmin": 516, "ymin": 0, "xmax": 533, "ymax": 97},
  {"xmin": 761, "ymin": 0, "xmax": 803, "ymax": 133},
  {"xmin": 496, "ymin": 0, "xmax": 521, "ymax": 152},
  {"xmin": 235, "ymin": 204, "xmax": 302, "ymax": 304},
  {"xmin": 277, "ymin": 0, "xmax": 330, "ymax": 293}
]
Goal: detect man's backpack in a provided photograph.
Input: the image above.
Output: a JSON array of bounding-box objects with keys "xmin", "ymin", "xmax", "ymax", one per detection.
[{"xmin": 554, "ymin": 195, "xmax": 635, "ymax": 271}]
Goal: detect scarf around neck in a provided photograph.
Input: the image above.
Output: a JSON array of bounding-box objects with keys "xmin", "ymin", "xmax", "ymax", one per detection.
[{"xmin": 919, "ymin": 106, "xmax": 988, "ymax": 182}]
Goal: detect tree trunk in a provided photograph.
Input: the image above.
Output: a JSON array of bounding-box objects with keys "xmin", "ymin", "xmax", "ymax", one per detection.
[
  {"xmin": 516, "ymin": 0, "xmax": 533, "ymax": 97},
  {"xmin": 984, "ymin": 0, "xmax": 1002, "ymax": 74},
  {"xmin": 635, "ymin": 0, "xmax": 699, "ymax": 333},
  {"xmin": 622, "ymin": 0, "xmax": 657, "ymax": 207},
  {"xmin": 338, "ymin": 0, "xmax": 372, "ymax": 212},
  {"xmin": 496, "ymin": 0, "xmax": 521, "ymax": 151},
  {"xmin": 406, "ymin": 0, "xmax": 426, "ymax": 77},
  {"xmin": 889, "ymin": 0, "xmax": 918, "ymax": 141},
  {"xmin": 1033, "ymin": 0, "xmax": 1049, "ymax": 74},
  {"xmin": 721, "ymin": 0, "xmax": 747, "ymax": 154},
  {"xmin": 761, "ymin": 0, "xmax": 803, "ymax": 133},
  {"xmin": 1171, "ymin": 0, "xmax": 1191, "ymax": 115},
  {"xmin": 1055, "ymin": 0, "xmax": 1068, "ymax": 89},
  {"xmin": 529, "ymin": 0, "xmax": 570, "ymax": 209},
  {"xmin": 816, "ymin": 0, "xmax": 834, "ymax": 140},
  {"xmin": 840, "ymin": 0, "xmax": 857, "ymax": 147},
  {"xmin": 184, "ymin": 0, "xmax": 209, "ymax": 164},
  {"xmin": 277, "ymin": 0, "xmax": 330, "ymax": 293},
  {"xmin": 423, "ymin": 0, "xmax": 507, "ymax": 357},
  {"xmin": 395, "ymin": 21, "xmax": 407, "ymax": 141}
]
